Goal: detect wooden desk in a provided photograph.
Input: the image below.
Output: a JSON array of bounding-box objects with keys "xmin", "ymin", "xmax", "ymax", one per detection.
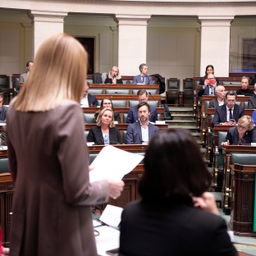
[
  {"xmin": 230, "ymin": 164, "xmax": 256, "ymax": 237},
  {"xmin": 90, "ymin": 84, "xmax": 159, "ymax": 94},
  {"xmin": 222, "ymin": 145, "xmax": 256, "ymax": 213},
  {"xmin": 85, "ymin": 123, "xmax": 168, "ymax": 131},
  {"xmin": 82, "ymin": 107, "xmax": 165, "ymax": 121}
]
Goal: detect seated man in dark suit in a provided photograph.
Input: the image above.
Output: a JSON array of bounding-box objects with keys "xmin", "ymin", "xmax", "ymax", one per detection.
[
  {"xmin": 236, "ymin": 76, "xmax": 254, "ymax": 96},
  {"xmin": 80, "ymin": 82, "xmax": 99, "ymax": 107},
  {"xmin": 209, "ymin": 85, "xmax": 226, "ymax": 108},
  {"xmin": 127, "ymin": 89, "xmax": 157, "ymax": 123},
  {"xmin": 0, "ymin": 94, "xmax": 7, "ymax": 122},
  {"xmin": 248, "ymin": 85, "xmax": 256, "ymax": 108},
  {"xmin": 126, "ymin": 102, "xmax": 159, "ymax": 144},
  {"xmin": 0, "ymin": 125, "xmax": 7, "ymax": 146},
  {"xmin": 198, "ymin": 74, "xmax": 218, "ymax": 97},
  {"xmin": 212, "ymin": 91, "xmax": 244, "ymax": 127},
  {"xmin": 133, "ymin": 63, "xmax": 153, "ymax": 85},
  {"xmin": 248, "ymin": 95, "xmax": 256, "ymax": 109}
]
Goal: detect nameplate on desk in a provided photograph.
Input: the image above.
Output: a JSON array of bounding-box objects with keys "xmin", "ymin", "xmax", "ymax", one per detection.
[
  {"xmin": 251, "ymin": 143, "xmax": 256, "ymax": 146},
  {"xmin": 99, "ymin": 204, "xmax": 123, "ymax": 228},
  {"xmin": 155, "ymin": 120, "xmax": 166, "ymax": 125}
]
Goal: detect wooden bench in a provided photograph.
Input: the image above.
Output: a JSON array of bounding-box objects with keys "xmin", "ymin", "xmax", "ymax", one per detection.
[
  {"xmin": 90, "ymin": 84, "xmax": 159, "ymax": 95},
  {"xmin": 82, "ymin": 107, "xmax": 165, "ymax": 123},
  {"xmin": 0, "ymin": 144, "xmax": 148, "ymax": 243},
  {"xmin": 229, "ymin": 163, "xmax": 256, "ymax": 237},
  {"xmin": 221, "ymin": 145, "xmax": 256, "ymax": 214}
]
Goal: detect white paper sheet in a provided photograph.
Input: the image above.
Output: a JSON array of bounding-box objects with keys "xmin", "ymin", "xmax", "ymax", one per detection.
[
  {"xmin": 99, "ymin": 204, "xmax": 123, "ymax": 228},
  {"xmin": 89, "ymin": 145, "xmax": 144, "ymax": 182},
  {"xmin": 95, "ymin": 225, "xmax": 120, "ymax": 256}
]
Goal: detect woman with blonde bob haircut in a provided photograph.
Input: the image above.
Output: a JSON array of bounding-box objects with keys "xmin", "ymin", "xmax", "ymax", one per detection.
[
  {"xmin": 222, "ymin": 115, "xmax": 256, "ymax": 145},
  {"xmin": 87, "ymin": 108, "xmax": 122, "ymax": 145},
  {"xmin": 6, "ymin": 33, "xmax": 124, "ymax": 256},
  {"xmin": 104, "ymin": 66, "xmax": 123, "ymax": 84}
]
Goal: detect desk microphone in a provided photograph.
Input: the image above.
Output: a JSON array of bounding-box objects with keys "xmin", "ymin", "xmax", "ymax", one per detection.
[{"xmin": 148, "ymin": 92, "xmax": 159, "ymax": 108}]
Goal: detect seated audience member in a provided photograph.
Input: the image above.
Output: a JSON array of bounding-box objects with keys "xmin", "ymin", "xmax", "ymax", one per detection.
[
  {"xmin": 127, "ymin": 89, "xmax": 157, "ymax": 123},
  {"xmin": 126, "ymin": 102, "xmax": 159, "ymax": 144},
  {"xmin": 87, "ymin": 108, "xmax": 122, "ymax": 145},
  {"xmin": 133, "ymin": 63, "xmax": 153, "ymax": 85},
  {"xmin": 236, "ymin": 76, "xmax": 254, "ymax": 96},
  {"xmin": 221, "ymin": 115, "xmax": 256, "ymax": 146},
  {"xmin": 199, "ymin": 64, "xmax": 220, "ymax": 86},
  {"xmin": 104, "ymin": 66, "xmax": 123, "ymax": 84},
  {"xmin": 120, "ymin": 128, "xmax": 237, "ymax": 256},
  {"xmin": 198, "ymin": 73, "xmax": 219, "ymax": 96},
  {"xmin": 19, "ymin": 60, "xmax": 33, "ymax": 84},
  {"xmin": 0, "ymin": 125, "xmax": 7, "ymax": 146},
  {"xmin": 209, "ymin": 85, "xmax": 226, "ymax": 108},
  {"xmin": 252, "ymin": 110, "xmax": 256, "ymax": 125},
  {"xmin": 212, "ymin": 91, "xmax": 244, "ymax": 127},
  {"xmin": 95, "ymin": 98, "xmax": 120, "ymax": 123},
  {"xmin": 248, "ymin": 91, "xmax": 256, "ymax": 109},
  {"xmin": 0, "ymin": 94, "xmax": 7, "ymax": 122},
  {"xmin": 80, "ymin": 82, "xmax": 99, "ymax": 107}
]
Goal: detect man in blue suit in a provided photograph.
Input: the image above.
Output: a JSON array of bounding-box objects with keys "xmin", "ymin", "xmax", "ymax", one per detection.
[
  {"xmin": 127, "ymin": 89, "xmax": 158, "ymax": 123},
  {"xmin": 126, "ymin": 102, "xmax": 159, "ymax": 144},
  {"xmin": 133, "ymin": 63, "xmax": 153, "ymax": 85},
  {"xmin": 80, "ymin": 82, "xmax": 99, "ymax": 107},
  {"xmin": 212, "ymin": 91, "xmax": 244, "ymax": 127}
]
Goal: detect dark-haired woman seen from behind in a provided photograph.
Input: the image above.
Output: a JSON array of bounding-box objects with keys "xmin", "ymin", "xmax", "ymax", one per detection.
[
  {"xmin": 119, "ymin": 128, "xmax": 237, "ymax": 256},
  {"xmin": 95, "ymin": 98, "xmax": 120, "ymax": 123},
  {"xmin": 88, "ymin": 108, "xmax": 122, "ymax": 145}
]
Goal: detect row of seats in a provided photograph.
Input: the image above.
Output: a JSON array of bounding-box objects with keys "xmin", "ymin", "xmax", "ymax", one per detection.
[{"xmin": 89, "ymin": 88, "xmax": 158, "ymax": 95}]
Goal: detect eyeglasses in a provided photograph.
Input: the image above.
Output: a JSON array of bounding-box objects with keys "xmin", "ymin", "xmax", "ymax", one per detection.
[
  {"xmin": 112, "ymin": 70, "xmax": 118, "ymax": 72},
  {"xmin": 238, "ymin": 124, "xmax": 247, "ymax": 130}
]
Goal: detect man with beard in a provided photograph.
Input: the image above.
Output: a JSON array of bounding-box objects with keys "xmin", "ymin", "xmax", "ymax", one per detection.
[{"xmin": 126, "ymin": 102, "xmax": 159, "ymax": 144}]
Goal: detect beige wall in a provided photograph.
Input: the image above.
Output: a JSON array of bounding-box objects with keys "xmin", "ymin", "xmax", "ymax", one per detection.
[{"xmin": 0, "ymin": 7, "xmax": 256, "ymax": 87}]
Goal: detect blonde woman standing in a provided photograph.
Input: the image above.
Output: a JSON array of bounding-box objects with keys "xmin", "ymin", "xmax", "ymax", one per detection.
[{"xmin": 6, "ymin": 33, "xmax": 124, "ymax": 256}]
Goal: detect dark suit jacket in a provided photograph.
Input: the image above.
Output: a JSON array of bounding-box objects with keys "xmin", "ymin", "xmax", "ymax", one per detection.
[
  {"xmin": 88, "ymin": 94, "xmax": 99, "ymax": 107},
  {"xmin": 126, "ymin": 121, "xmax": 159, "ymax": 144},
  {"xmin": 209, "ymin": 99, "xmax": 224, "ymax": 109},
  {"xmin": 104, "ymin": 75, "xmax": 123, "ymax": 84},
  {"xmin": 248, "ymin": 95, "xmax": 256, "ymax": 109},
  {"xmin": 0, "ymin": 124, "xmax": 7, "ymax": 146},
  {"xmin": 198, "ymin": 85, "xmax": 219, "ymax": 96},
  {"xmin": 225, "ymin": 126, "xmax": 256, "ymax": 145},
  {"xmin": 236, "ymin": 89, "xmax": 254, "ymax": 96},
  {"xmin": 120, "ymin": 196, "xmax": 237, "ymax": 256},
  {"xmin": 0, "ymin": 105, "xmax": 8, "ymax": 121},
  {"xmin": 87, "ymin": 125, "xmax": 122, "ymax": 145},
  {"xmin": 95, "ymin": 112, "xmax": 120, "ymax": 123},
  {"xmin": 126, "ymin": 105, "xmax": 157, "ymax": 123},
  {"xmin": 212, "ymin": 104, "xmax": 244, "ymax": 127},
  {"xmin": 133, "ymin": 75, "xmax": 153, "ymax": 85}
]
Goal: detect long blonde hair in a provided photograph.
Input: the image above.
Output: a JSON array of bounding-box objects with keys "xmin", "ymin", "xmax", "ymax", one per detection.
[{"xmin": 14, "ymin": 33, "xmax": 88, "ymax": 111}]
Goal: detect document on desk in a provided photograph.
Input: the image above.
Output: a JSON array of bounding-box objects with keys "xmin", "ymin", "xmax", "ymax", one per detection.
[
  {"xmin": 95, "ymin": 225, "xmax": 120, "ymax": 256},
  {"xmin": 89, "ymin": 145, "xmax": 144, "ymax": 182}
]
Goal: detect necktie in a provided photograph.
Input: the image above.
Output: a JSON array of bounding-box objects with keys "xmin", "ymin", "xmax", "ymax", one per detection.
[
  {"xmin": 141, "ymin": 76, "xmax": 144, "ymax": 83},
  {"xmin": 229, "ymin": 109, "xmax": 233, "ymax": 120}
]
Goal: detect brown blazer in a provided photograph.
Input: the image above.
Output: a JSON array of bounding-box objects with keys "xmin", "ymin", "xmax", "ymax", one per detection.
[{"xmin": 7, "ymin": 101, "xmax": 109, "ymax": 256}]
